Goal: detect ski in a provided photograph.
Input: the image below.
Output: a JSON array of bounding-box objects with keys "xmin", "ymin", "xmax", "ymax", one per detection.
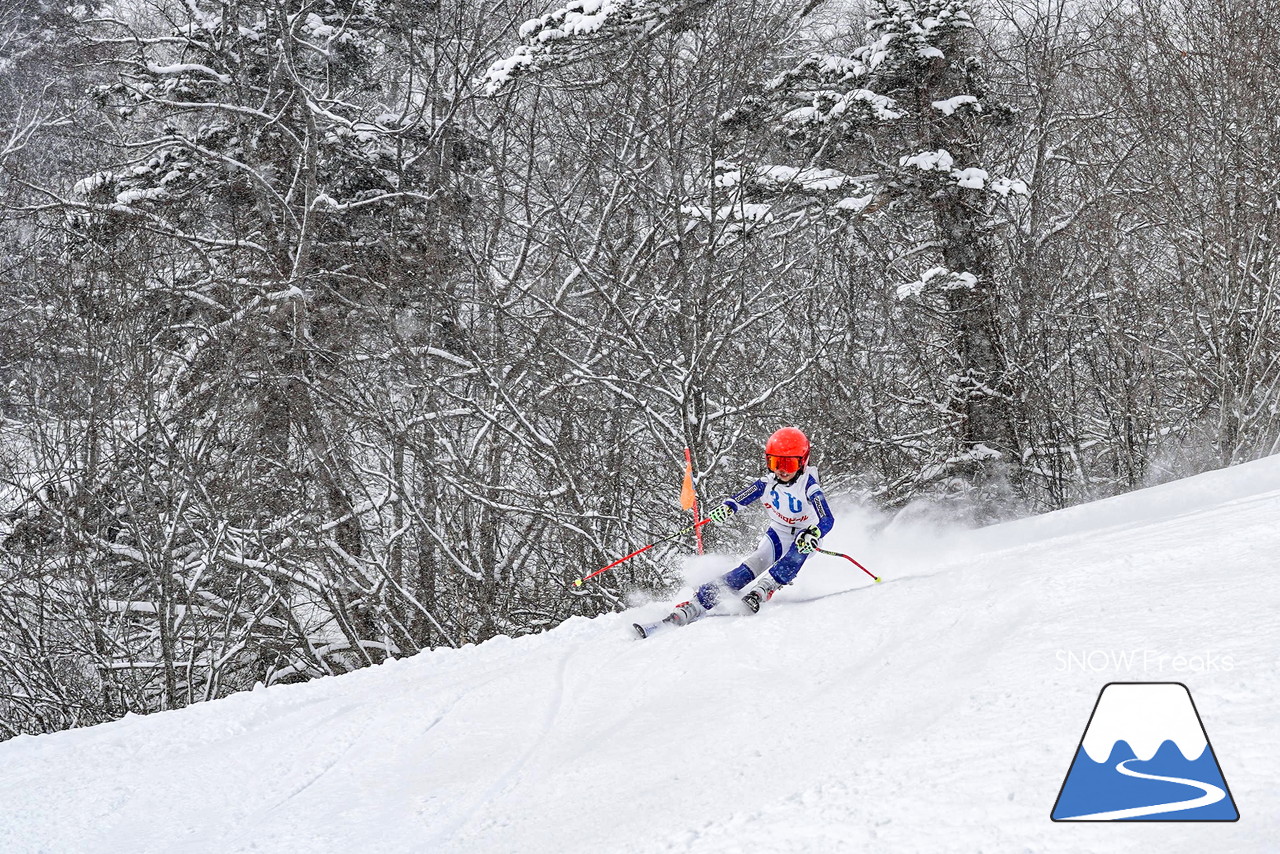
[
  {"xmin": 634, "ymin": 614, "xmax": 699, "ymax": 639},
  {"xmin": 634, "ymin": 594, "xmax": 772, "ymax": 638},
  {"xmin": 633, "ymin": 604, "xmax": 701, "ymax": 639},
  {"xmin": 632, "ymin": 620, "xmax": 668, "ymax": 639},
  {"xmin": 634, "ymin": 574, "xmax": 884, "ymax": 639}
]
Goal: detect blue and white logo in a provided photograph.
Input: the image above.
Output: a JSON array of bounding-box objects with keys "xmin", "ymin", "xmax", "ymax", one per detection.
[{"xmin": 1051, "ymin": 682, "xmax": 1239, "ymax": 821}]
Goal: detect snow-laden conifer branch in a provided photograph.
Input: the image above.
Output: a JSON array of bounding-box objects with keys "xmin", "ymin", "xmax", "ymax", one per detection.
[
  {"xmin": 480, "ymin": 0, "xmax": 717, "ymax": 94},
  {"xmin": 746, "ymin": 0, "xmax": 1027, "ymax": 206}
]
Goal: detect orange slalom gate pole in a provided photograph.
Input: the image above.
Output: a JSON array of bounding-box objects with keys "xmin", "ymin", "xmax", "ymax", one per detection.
[{"xmin": 681, "ymin": 447, "xmax": 703, "ymax": 555}]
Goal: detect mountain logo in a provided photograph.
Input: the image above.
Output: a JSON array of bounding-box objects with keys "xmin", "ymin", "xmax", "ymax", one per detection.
[{"xmin": 1051, "ymin": 682, "xmax": 1239, "ymax": 821}]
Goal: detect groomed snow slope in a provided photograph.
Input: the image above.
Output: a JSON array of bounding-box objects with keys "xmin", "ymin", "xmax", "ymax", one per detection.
[{"xmin": 3, "ymin": 458, "xmax": 1279, "ymax": 853}]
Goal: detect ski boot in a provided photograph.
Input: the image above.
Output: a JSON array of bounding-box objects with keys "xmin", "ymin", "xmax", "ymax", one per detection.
[
  {"xmin": 741, "ymin": 573, "xmax": 783, "ymax": 614},
  {"xmin": 633, "ymin": 599, "xmax": 706, "ymax": 638},
  {"xmin": 667, "ymin": 599, "xmax": 706, "ymax": 626}
]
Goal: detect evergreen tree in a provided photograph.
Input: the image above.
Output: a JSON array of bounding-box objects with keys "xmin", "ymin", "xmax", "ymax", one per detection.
[{"xmin": 755, "ymin": 0, "xmax": 1027, "ymax": 504}]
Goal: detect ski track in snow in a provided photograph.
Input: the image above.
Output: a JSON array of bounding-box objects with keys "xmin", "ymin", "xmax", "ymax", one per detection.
[
  {"xmin": 425, "ymin": 646, "xmax": 575, "ymax": 849},
  {"xmin": 1059, "ymin": 758, "xmax": 1226, "ymax": 821},
  {"xmin": 3, "ymin": 457, "xmax": 1280, "ymax": 852},
  {"xmin": 267, "ymin": 703, "xmax": 371, "ymax": 808}
]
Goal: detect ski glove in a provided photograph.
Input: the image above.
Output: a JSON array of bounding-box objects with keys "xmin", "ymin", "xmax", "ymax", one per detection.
[
  {"xmin": 795, "ymin": 526, "xmax": 821, "ymax": 554},
  {"xmin": 707, "ymin": 504, "xmax": 735, "ymax": 525}
]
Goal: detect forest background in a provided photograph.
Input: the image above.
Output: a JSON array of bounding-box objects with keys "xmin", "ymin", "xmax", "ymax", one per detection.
[{"xmin": 1, "ymin": 0, "xmax": 1277, "ymax": 737}]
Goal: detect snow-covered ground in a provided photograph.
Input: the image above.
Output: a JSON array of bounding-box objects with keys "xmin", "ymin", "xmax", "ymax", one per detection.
[{"xmin": 2, "ymin": 458, "xmax": 1278, "ymax": 853}]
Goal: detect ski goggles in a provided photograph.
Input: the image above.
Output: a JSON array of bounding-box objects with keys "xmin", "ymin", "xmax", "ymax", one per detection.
[{"xmin": 766, "ymin": 454, "xmax": 803, "ymax": 477}]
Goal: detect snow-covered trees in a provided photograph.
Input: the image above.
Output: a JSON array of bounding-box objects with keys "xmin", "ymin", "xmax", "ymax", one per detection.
[
  {"xmin": 986, "ymin": 0, "xmax": 1280, "ymax": 499},
  {"xmin": 1120, "ymin": 0, "xmax": 1280, "ymax": 468},
  {"xmin": 0, "ymin": 0, "xmax": 490, "ymax": 724},
  {"xmin": 487, "ymin": 0, "xmax": 1030, "ymax": 510},
  {"xmin": 463, "ymin": 0, "xmax": 832, "ymax": 609},
  {"xmin": 2, "ymin": 0, "xmax": 1280, "ymax": 736},
  {"xmin": 744, "ymin": 0, "xmax": 1028, "ymax": 505}
]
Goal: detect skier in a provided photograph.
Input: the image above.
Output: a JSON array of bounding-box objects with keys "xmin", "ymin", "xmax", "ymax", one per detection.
[{"xmin": 635, "ymin": 427, "xmax": 834, "ymax": 638}]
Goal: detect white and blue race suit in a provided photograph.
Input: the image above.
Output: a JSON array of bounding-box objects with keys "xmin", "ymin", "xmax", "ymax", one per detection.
[{"xmin": 694, "ymin": 465, "xmax": 835, "ymax": 611}]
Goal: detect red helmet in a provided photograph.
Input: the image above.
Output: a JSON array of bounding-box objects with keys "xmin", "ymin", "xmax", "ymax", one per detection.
[{"xmin": 765, "ymin": 426, "xmax": 810, "ymax": 479}]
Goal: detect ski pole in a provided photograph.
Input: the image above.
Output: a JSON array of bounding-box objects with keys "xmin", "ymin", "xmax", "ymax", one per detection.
[
  {"xmin": 814, "ymin": 548, "xmax": 882, "ymax": 583},
  {"xmin": 573, "ymin": 518, "xmax": 712, "ymax": 587}
]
